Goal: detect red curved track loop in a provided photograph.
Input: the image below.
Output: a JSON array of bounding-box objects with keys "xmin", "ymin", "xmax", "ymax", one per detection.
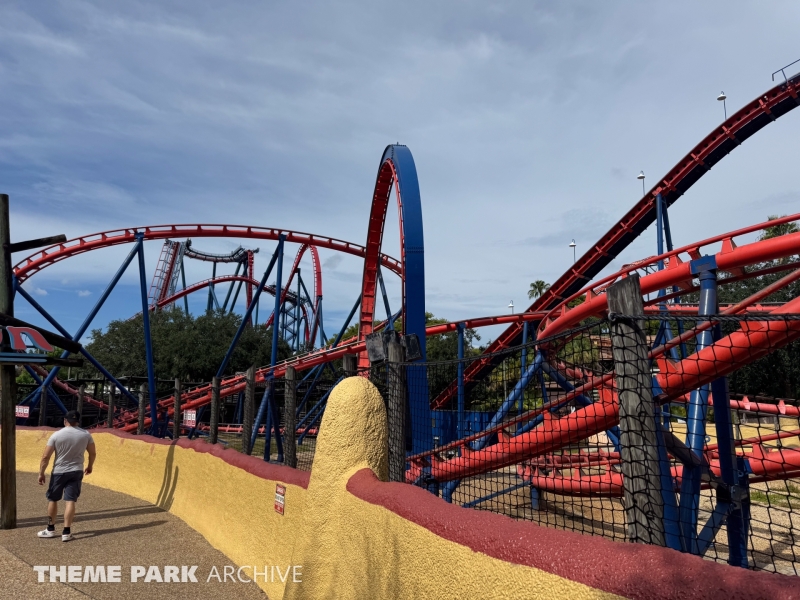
[
  {"xmin": 358, "ymin": 159, "xmax": 403, "ymax": 369},
  {"xmin": 155, "ymin": 274, "xmax": 312, "ymax": 341},
  {"xmin": 13, "ymin": 225, "xmax": 400, "ymax": 282},
  {"xmin": 410, "ymin": 219, "xmax": 800, "ymax": 483},
  {"xmin": 434, "ymin": 74, "xmax": 800, "ymax": 408},
  {"xmin": 263, "ymin": 244, "xmax": 322, "ymax": 332}
]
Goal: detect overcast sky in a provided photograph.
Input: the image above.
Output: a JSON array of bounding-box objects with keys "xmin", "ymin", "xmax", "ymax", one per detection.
[{"xmin": 2, "ymin": 1, "xmax": 800, "ymax": 343}]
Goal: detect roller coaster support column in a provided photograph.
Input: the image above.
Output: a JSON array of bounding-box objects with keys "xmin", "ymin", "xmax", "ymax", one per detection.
[
  {"xmin": 519, "ymin": 322, "xmax": 529, "ymax": 417},
  {"xmin": 679, "ymin": 256, "xmax": 717, "ymax": 552},
  {"xmin": 136, "ymin": 233, "xmax": 159, "ymax": 435},
  {"xmin": 0, "ymin": 193, "xmax": 16, "ymax": 529},
  {"xmin": 14, "ymin": 283, "xmax": 137, "ymax": 408},
  {"xmin": 247, "ymin": 236, "xmax": 285, "ymax": 456},
  {"xmin": 27, "ymin": 235, "xmax": 144, "ymax": 416},
  {"xmin": 608, "ymin": 275, "xmax": 667, "ymax": 546},
  {"xmin": 688, "ymin": 257, "xmax": 750, "ymax": 567},
  {"xmin": 457, "ymin": 323, "xmax": 465, "ymax": 439}
]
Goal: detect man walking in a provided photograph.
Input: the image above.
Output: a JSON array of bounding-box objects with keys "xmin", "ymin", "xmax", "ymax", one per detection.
[{"xmin": 37, "ymin": 410, "xmax": 96, "ymax": 542}]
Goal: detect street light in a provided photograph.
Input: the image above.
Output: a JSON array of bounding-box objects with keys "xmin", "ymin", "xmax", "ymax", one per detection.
[
  {"xmin": 569, "ymin": 239, "xmax": 577, "ymax": 264},
  {"xmin": 717, "ymin": 91, "xmax": 727, "ymax": 120},
  {"xmin": 637, "ymin": 170, "xmax": 645, "ymax": 196},
  {"xmin": 508, "ymin": 300, "xmax": 514, "ymax": 314}
]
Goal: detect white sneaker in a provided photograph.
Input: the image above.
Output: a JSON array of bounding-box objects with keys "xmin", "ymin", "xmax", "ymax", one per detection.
[
  {"xmin": 37, "ymin": 528, "xmax": 57, "ymax": 538},
  {"xmin": 61, "ymin": 532, "xmax": 73, "ymax": 542}
]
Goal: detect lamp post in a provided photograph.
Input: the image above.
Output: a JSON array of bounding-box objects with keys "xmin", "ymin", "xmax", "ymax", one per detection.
[
  {"xmin": 717, "ymin": 91, "xmax": 727, "ymax": 120},
  {"xmin": 569, "ymin": 239, "xmax": 577, "ymax": 264},
  {"xmin": 637, "ymin": 171, "xmax": 645, "ymax": 197},
  {"xmin": 508, "ymin": 300, "xmax": 514, "ymax": 315}
]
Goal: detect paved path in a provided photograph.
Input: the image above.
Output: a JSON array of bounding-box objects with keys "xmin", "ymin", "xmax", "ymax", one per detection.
[{"xmin": 0, "ymin": 472, "xmax": 268, "ymax": 599}]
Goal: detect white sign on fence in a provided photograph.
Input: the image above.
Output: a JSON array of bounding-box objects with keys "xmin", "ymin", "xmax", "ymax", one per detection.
[
  {"xmin": 15, "ymin": 405, "xmax": 29, "ymax": 418},
  {"xmin": 183, "ymin": 409, "xmax": 196, "ymax": 427}
]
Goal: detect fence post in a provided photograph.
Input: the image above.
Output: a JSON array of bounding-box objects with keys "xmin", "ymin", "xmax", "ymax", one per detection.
[
  {"xmin": 210, "ymin": 376, "xmax": 220, "ymax": 444},
  {"xmin": 243, "ymin": 365, "xmax": 255, "ymax": 455},
  {"xmin": 137, "ymin": 384, "xmax": 146, "ymax": 435},
  {"xmin": 387, "ymin": 340, "xmax": 407, "ymax": 483},
  {"xmin": 76, "ymin": 384, "xmax": 85, "ymax": 421},
  {"xmin": 174, "ymin": 378, "xmax": 182, "ymax": 439},
  {"xmin": 38, "ymin": 385, "xmax": 47, "ymax": 426},
  {"xmin": 284, "ymin": 367, "xmax": 297, "ymax": 468},
  {"xmin": 343, "ymin": 354, "xmax": 357, "ymax": 377},
  {"xmin": 106, "ymin": 386, "xmax": 115, "ymax": 429},
  {"xmin": 607, "ymin": 274, "xmax": 665, "ymax": 546}
]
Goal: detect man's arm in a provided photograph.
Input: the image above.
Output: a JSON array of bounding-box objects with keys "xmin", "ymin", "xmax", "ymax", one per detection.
[
  {"xmin": 39, "ymin": 446, "xmax": 55, "ymax": 485},
  {"xmin": 85, "ymin": 442, "xmax": 96, "ymax": 475}
]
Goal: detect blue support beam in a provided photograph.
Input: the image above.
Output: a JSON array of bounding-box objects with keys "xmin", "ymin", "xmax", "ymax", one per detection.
[
  {"xmin": 136, "ymin": 233, "xmax": 159, "ymax": 435},
  {"xmin": 249, "ymin": 237, "xmax": 286, "ymax": 456},
  {"xmin": 15, "ymin": 282, "xmax": 139, "ymax": 408},
  {"xmin": 679, "ymin": 255, "xmax": 717, "ymax": 554},
  {"xmin": 25, "ymin": 238, "xmax": 143, "ymax": 415}
]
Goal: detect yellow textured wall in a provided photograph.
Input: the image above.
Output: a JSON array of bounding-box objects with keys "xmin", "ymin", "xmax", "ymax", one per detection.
[
  {"xmin": 283, "ymin": 377, "xmax": 619, "ymax": 600},
  {"xmin": 14, "ymin": 379, "xmax": 626, "ymax": 600},
  {"xmin": 16, "ymin": 428, "xmax": 303, "ymax": 599}
]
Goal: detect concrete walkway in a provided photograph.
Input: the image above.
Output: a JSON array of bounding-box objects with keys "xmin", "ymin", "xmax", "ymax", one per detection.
[{"xmin": 0, "ymin": 472, "xmax": 268, "ymax": 599}]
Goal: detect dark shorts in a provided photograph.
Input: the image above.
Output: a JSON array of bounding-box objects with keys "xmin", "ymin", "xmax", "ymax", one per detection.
[{"xmin": 46, "ymin": 470, "xmax": 83, "ymax": 502}]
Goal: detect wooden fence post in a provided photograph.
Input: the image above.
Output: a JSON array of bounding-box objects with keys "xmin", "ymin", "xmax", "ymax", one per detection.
[
  {"xmin": 173, "ymin": 378, "xmax": 182, "ymax": 439},
  {"xmin": 387, "ymin": 340, "xmax": 407, "ymax": 483},
  {"xmin": 38, "ymin": 385, "xmax": 47, "ymax": 426},
  {"xmin": 0, "ymin": 194, "xmax": 16, "ymax": 528},
  {"xmin": 608, "ymin": 274, "xmax": 665, "ymax": 546},
  {"xmin": 137, "ymin": 384, "xmax": 146, "ymax": 435},
  {"xmin": 284, "ymin": 367, "xmax": 297, "ymax": 468},
  {"xmin": 210, "ymin": 376, "xmax": 220, "ymax": 445},
  {"xmin": 76, "ymin": 385, "xmax": 85, "ymax": 421},
  {"xmin": 106, "ymin": 386, "xmax": 115, "ymax": 429},
  {"xmin": 243, "ymin": 365, "xmax": 255, "ymax": 455},
  {"xmin": 343, "ymin": 354, "xmax": 357, "ymax": 378}
]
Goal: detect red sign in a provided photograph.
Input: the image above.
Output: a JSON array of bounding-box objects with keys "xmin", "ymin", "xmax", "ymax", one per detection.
[
  {"xmin": 15, "ymin": 405, "xmax": 29, "ymax": 418},
  {"xmin": 183, "ymin": 409, "xmax": 196, "ymax": 427},
  {"xmin": 275, "ymin": 484, "xmax": 286, "ymax": 515}
]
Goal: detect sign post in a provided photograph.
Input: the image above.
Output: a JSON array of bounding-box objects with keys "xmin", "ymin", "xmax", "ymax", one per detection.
[{"xmin": 0, "ymin": 194, "xmax": 16, "ymax": 529}]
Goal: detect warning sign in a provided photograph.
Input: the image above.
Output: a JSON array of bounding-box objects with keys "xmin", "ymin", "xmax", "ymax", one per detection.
[
  {"xmin": 183, "ymin": 409, "xmax": 196, "ymax": 427},
  {"xmin": 15, "ymin": 405, "xmax": 29, "ymax": 418},
  {"xmin": 275, "ymin": 484, "xmax": 286, "ymax": 515}
]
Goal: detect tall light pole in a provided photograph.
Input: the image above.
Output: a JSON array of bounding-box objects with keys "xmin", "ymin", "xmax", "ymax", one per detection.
[
  {"xmin": 717, "ymin": 91, "xmax": 727, "ymax": 120},
  {"xmin": 508, "ymin": 300, "xmax": 514, "ymax": 315},
  {"xmin": 637, "ymin": 170, "xmax": 645, "ymax": 197},
  {"xmin": 569, "ymin": 239, "xmax": 576, "ymax": 264}
]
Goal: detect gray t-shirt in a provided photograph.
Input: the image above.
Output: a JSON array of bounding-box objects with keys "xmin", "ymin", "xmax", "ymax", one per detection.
[{"xmin": 46, "ymin": 427, "xmax": 95, "ymax": 474}]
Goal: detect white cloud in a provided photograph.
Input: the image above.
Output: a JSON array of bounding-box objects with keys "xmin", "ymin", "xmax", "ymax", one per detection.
[
  {"xmin": 33, "ymin": 287, "xmax": 47, "ymax": 296},
  {"xmin": 77, "ymin": 290, "xmax": 91, "ymax": 297}
]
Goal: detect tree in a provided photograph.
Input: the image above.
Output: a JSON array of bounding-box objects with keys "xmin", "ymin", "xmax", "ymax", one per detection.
[
  {"xmin": 759, "ymin": 215, "xmax": 800, "ymax": 240},
  {"xmin": 78, "ymin": 308, "xmax": 291, "ymax": 382},
  {"xmin": 528, "ymin": 280, "xmax": 551, "ymax": 300}
]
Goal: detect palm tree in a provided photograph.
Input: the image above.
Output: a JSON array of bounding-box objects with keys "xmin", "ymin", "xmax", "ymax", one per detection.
[{"xmin": 528, "ymin": 280, "xmax": 550, "ymax": 300}]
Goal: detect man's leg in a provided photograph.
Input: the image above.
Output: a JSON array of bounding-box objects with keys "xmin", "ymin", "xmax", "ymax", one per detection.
[
  {"xmin": 63, "ymin": 501, "xmax": 75, "ymax": 528},
  {"xmin": 47, "ymin": 501, "xmax": 58, "ymax": 527}
]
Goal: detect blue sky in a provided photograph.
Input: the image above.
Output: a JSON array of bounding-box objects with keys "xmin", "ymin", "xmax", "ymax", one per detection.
[{"xmin": 2, "ymin": 1, "xmax": 800, "ymax": 344}]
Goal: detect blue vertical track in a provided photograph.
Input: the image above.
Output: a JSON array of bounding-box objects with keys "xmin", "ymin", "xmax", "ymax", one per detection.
[
  {"xmin": 382, "ymin": 145, "xmax": 432, "ymax": 456},
  {"xmin": 136, "ymin": 234, "xmax": 159, "ymax": 435}
]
